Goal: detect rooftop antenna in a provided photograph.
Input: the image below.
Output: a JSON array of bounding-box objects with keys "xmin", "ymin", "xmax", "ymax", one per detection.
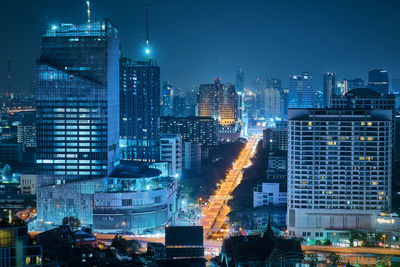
[
  {"xmin": 7, "ymin": 57, "xmax": 11, "ymax": 80},
  {"xmin": 145, "ymin": 3, "xmax": 151, "ymax": 60},
  {"xmin": 86, "ymin": 1, "xmax": 91, "ymax": 23},
  {"xmin": 145, "ymin": 3, "xmax": 149, "ymax": 48}
]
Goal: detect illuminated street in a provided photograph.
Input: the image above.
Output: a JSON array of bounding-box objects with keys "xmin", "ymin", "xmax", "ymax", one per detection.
[{"xmin": 200, "ymin": 135, "xmax": 261, "ymax": 244}]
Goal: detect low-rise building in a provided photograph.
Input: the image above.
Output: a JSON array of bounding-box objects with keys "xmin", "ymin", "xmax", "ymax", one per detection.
[{"xmin": 253, "ymin": 183, "xmax": 287, "ymax": 208}]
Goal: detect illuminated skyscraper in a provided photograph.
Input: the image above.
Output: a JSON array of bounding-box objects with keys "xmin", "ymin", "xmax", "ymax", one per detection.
[
  {"xmin": 367, "ymin": 69, "xmax": 389, "ymax": 94},
  {"xmin": 197, "ymin": 78, "xmax": 237, "ymax": 125},
  {"xmin": 36, "ymin": 20, "xmax": 120, "ymax": 225},
  {"xmin": 120, "ymin": 59, "xmax": 160, "ymax": 162},
  {"xmin": 288, "ymin": 72, "xmax": 313, "ymax": 108}
]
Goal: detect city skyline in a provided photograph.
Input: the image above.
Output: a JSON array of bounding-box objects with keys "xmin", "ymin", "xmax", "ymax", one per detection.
[{"xmin": 2, "ymin": 0, "xmax": 400, "ymax": 92}]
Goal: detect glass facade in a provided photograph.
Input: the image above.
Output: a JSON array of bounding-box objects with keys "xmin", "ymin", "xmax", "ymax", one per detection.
[
  {"xmin": 288, "ymin": 72, "xmax": 313, "ymax": 108},
  {"xmin": 36, "ymin": 20, "xmax": 120, "ymax": 226},
  {"xmin": 120, "ymin": 59, "xmax": 160, "ymax": 162}
]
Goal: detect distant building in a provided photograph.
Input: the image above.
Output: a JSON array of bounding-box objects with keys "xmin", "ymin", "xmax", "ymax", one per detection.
[
  {"xmin": 330, "ymin": 88, "xmax": 395, "ymax": 110},
  {"xmin": 172, "ymin": 96, "xmax": 186, "ymax": 118},
  {"xmin": 160, "ymin": 134, "xmax": 182, "ymax": 177},
  {"xmin": 266, "ymin": 151, "xmax": 288, "ymax": 192},
  {"xmin": 235, "ymin": 68, "xmax": 244, "ymax": 93},
  {"xmin": 288, "ymin": 108, "xmax": 392, "ymax": 241},
  {"xmin": 323, "ymin": 72, "xmax": 336, "ymax": 107},
  {"xmin": 160, "ymin": 116, "xmax": 218, "ymax": 147},
  {"xmin": 262, "ymin": 122, "xmax": 288, "ymax": 151},
  {"xmin": 120, "ymin": 58, "xmax": 160, "ymax": 162},
  {"xmin": 197, "ymin": 78, "xmax": 238, "ymax": 140},
  {"xmin": 367, "ymin": 69, "xmax": 389, "ymax": 94},
  {"xmin": 0, "ymin": 223, "xmax": 43, "ymax": 267},
  {"xmin": 183, "ymin": 142, "xmax": 201, "ymax": 173},
  {"xmin": 336, "ymin": 79, "xmax": 348, "ymax": 95},
  {"xmin": 288, "ymin": 72, "xmax": 313, "ymax": 108},
  {"xmin": 264, "ymin": 87, "xmax": 281, "ymax": 118},
  {"xmin": 347, "ymin": 78, "xmax": 365, "ymax": 91},
  {"xmin": 0, "ymin": 143, "xmax": 24, "ymax": 163},
  {"xmin": 17, "ymin": 125, "xmax": 36, "ymax": 148},
  {"xmin": 161, "ymin": 82, "xmax": 173, "ymax": 116},
  {"xmin": 253, "ymin": 183, "xmax": 286, "ymax": 208}
]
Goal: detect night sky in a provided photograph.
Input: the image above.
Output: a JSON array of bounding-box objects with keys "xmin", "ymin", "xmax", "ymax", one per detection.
[{"xmin": 2, "ymin": 0, "xmax": 400, "ymax": 93}]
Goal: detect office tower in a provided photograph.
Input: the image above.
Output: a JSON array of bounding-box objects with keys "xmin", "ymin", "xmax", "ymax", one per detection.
[
  {"xmin": 330, "ymin": 88, "xmax": 395, "ymax": 110},
  {"xmin": 160, "ymin": 133, "xmax": 182, "ymax": 177},
  {"xmin": 347, "ymin": 78, "xmax": 365, "ymax": 90},
  {"xmin": 183, "ymin": 142, "xmax": 201, "ymax": 173},
  {"xmin": 120, "ymin": 58, "xmax": 160, "ymax": 162},
  {"xmin": 367, "ymin": 69, "xmax": 389, "ymax": 94},
  {"xmin": 36, "ymin": 20, "xmax": 120, "ymax": 226},
  {"xmin": 288, "ymin": 72, "xmax": 313, "ymax": 108},
  {"xmin": 323, "ymin": 73, "xmax": 336, "ymax": 107},
  {"xmin": 173, "ymin": 96, "xmax": 186, "ymax": 117},
  {"xmin": 287, "ymin": 108, "xmax": 392, "ymax": 240},
  {"xmin": 264, "ymin": 87, "xmax": 281, "ymax": 117},
  {"xmin": 185, "ymin": 86, "xmax": 197, "ymax": 116},
  {"xmin": 161, "ymin": 82, "xmax": 173, "ymax": 116},
  {"xmin": 160, "ymin": 116, "xmax": 218, "ymax": 147},
  {"xmin": 336, "ymin": 79, "xmax": 348, "ymax": 95},
  {"xmin": 235, "ymin": 67, "xmax": 244, "ymax": 93}
]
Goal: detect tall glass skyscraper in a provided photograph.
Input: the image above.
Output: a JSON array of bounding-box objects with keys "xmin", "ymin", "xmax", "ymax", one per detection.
[
  {"xmin": 323, "ymin": 72, "xmax": 336, "ymax": 107},
  {"xmin": 288, "ymin": 72, "xmax": 313, "ymax": 108},
  {"xmin": 36, "ymin": 20, "xmax": 120, "ymax": 226},
  {"xmin": 120, "ymin": 59, "xmax": 160, "ymax": 162}
]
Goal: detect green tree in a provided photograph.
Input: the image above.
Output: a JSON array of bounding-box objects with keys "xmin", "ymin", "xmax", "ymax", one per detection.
[
  {"xmin": 305, "ymin": 253, "xmax": 318, "ymax": 267},
  {"xmin": 376, "ymin": 256, "xmax": 390, "ymax": 267},
  {"xmin": 326, "ymin": 252, "xmax": 340, "ymax": 266},
  {"xmin": 111, "ymin": 234, "xmax": 141, "ymax": 255},
  {"xmin": 62, "ymin": 216, "xmax": 80, "ymax": 230}
]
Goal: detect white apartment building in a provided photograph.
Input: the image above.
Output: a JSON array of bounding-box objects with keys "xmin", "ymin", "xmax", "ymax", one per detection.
[
  {"xmin": 287, "ymin": 108, "xmax": 392, "ymax": 241},
  {"xmin": 160, "ymin": 134, "xmax": 182, "ymax": 177},
  {"xmin": 253, "ymin": 183, "xmax": 286, "ymax": 208}
]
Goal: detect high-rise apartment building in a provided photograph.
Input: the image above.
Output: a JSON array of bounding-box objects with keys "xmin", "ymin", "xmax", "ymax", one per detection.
[
  {"xmin": 36, "ymin": 20, "xmax": 120, "ymax": 225},
  {"xmin": 287, "ymin": 108, "xmax": 392, "ymax": 241},
  {"xmin": 120, "ymin": 59, "xmax": 160, "ymax": 162},
  {"xmin": 160, "ymin": 134, "xmax": 182, "ymax": 177},
  {"xmin": 288, "ymin": 72, "xmax": 313, "ymax": 108},
  {"xmin": 323, "ymin": 73, "xmax": 336, "ymax": 107},
  {"xmin": 367, "ymin": 69, "xmax": 389, "ymax": 95}
]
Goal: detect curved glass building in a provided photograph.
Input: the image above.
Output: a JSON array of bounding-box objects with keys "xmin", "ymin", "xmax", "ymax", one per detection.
[{"xmin": 93, "ymin": 162, "xmax": 178, "ymax": 234}]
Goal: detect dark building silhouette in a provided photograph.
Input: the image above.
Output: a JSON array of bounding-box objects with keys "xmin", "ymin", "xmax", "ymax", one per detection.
[{"xmin": 367, "ymin": 69, "xmax": 389, "ymax": 95}]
